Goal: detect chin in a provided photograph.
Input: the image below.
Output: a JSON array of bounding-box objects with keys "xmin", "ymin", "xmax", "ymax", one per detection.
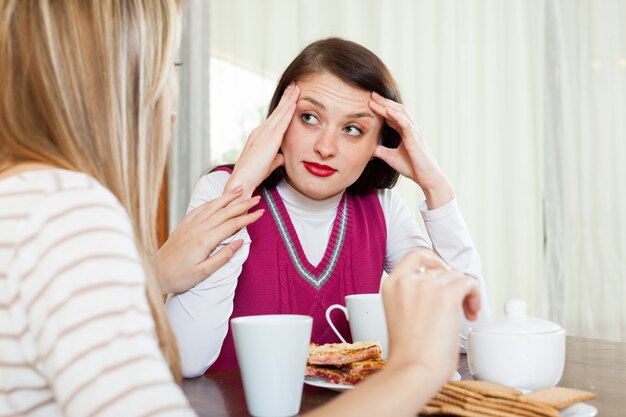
[{"xmin": 308, "ymin": 185, "xmax": 345, "ymax": 201}]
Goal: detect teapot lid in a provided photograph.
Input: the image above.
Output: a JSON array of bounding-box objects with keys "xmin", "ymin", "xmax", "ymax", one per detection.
[{"xmin": 470, "ymin": 299, "xmax": 563, "ymax": 335}]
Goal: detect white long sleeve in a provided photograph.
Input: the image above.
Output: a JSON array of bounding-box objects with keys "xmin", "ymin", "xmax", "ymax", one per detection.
[
  {"xmin": 419, "ymin": 199, "xmax": 492, "ymax": 336},
  {"xmin": 167, "ymin": 171, "xmax": 489, "ymax": 376}
]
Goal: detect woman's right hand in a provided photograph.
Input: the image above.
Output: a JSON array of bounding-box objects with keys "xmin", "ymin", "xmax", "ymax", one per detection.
[
  {"xmin": 382, "ymin": 249, "xmax": 480, "ymax": 388},
  {"xmin": 225, "ymin": 83, "xmax": 300, "ymax": 200}
]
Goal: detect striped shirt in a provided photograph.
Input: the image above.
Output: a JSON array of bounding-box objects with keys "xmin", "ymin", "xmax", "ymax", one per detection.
[{"xmin": 0, "ymin": 169, "xmax": 195, "ymax": 417}]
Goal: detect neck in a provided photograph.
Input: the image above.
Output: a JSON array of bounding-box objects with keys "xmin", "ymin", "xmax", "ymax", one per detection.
[{"xmin": 277, "ymin": 179, "xmax": 344, "ymax": 213}]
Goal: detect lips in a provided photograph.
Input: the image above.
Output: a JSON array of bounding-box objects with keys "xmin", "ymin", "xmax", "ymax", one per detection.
[{"xmin": 303, "ymin": 162, "xmax": 337, "ymax": 177}]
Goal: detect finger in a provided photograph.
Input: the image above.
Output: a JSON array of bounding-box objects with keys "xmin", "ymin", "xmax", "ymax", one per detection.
[
  {"xmin": 382, "ymin": 107, "xmax": 416, "ymax": 139},
  {"xmin": 266, "ymin": 85, "xmax": 299, "ymax": 132},
  {"xmin": 400, "ymin": 248, "xmax": 450, "ymax": 274},
  {"xmin": 185, "ymin": 187, "xmax": 243, "ymax": 220},
  {"xmin": 368, "ymin": 98, "xmax": 392, "ymax": 119},
  {"xmin": 373, "ymin": 144, "xmax": 395, "ymax": 163},
  {"xmin": 446, "ymin": 275, "xmax": 481, "ymax": 320},
  {"xmin": 371, "ymin": 91, "xmax": 405, "ymax": 112},
  {"xmin": 196, "ymin": 187, "xmax": 249, "ymax": 217},
  {"xmin": 368, "ymin": 99, "xmax": 405, "ymax": 134},
  {"xmin": 266, "ymin": 84, "xmax": 299, "ymax": 127},
  {"xmin": 268, "ymin": 153, "xmax": 285, "ymax": 173},
  {"xmin": 461, "ymin": 283, "xmax": 481, "ymax": 320},
  {"xmin": 197, "ymin": 239, "xmax": 245, "ymax": 278},
  {"xmin": 199, "ymin": 195, "xmax": 262, "ymax": 227},
  {"xmin": 269, "ymin": 83, "xmax": 296, "ymax": 115},
  {"xmin": 208, "ymin": 209, "xmax": 265, "ymax": 243}
]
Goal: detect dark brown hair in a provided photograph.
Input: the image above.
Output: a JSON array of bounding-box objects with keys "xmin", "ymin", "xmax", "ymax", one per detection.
[{"xmin": 261, "ymin": 37, "xmax": 402, "ymax": 194}]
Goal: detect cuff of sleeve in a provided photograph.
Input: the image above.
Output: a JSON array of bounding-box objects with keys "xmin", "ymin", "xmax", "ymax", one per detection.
[{"xmin": 419, "ymin": 197, "xmax": 459, "ymax": 221}]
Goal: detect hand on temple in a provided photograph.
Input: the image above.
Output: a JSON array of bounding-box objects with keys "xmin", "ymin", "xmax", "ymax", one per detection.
[
  {"xmin": 368, "ymin": 92, "xmax": 454, "ymax": 209},
  {"xmin": 225, "ymin": 83, "xmax": 300, "ymax": 200}
]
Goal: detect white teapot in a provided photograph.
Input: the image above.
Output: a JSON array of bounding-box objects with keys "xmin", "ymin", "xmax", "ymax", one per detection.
[{"xmin": 467, "ymin": 299, "xmax": 566, "ymax": 390}]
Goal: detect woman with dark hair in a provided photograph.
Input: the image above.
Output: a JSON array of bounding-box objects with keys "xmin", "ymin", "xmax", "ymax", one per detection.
[{"xmin": 167, "ymin": 37, "xmax": 491, "ymax": 376}]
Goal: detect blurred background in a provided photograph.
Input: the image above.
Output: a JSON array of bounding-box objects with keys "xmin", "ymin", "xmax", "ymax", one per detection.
[{"xmin": 170, "ymin": 0, "xmax": 625, "ymax": 342}]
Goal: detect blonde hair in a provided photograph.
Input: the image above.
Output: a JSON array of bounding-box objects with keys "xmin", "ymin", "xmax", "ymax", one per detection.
[{"xmin": 0, "ymin": 0, "xmax": 183, "ymax": 380}]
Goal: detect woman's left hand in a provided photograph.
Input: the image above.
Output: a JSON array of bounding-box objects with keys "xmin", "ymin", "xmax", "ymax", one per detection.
[
  {"xmin": 155, "ymin": 188, "xmax": 264, "ymax": 295},
  {"xmin": 368, "ymin": 92, "xmax": 454, "ymax": 209}
]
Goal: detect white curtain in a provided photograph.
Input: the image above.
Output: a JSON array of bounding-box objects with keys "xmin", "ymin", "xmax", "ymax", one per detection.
[
  {"xmin": 544, "ymin": 0, "xmax": 626, "ymax": 341},
  {"xmin": 172, "ymin": 0, "xmax": 626, "ymax": 341}
]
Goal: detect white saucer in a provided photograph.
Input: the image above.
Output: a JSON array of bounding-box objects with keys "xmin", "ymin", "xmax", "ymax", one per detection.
[
  {"xmin": 559, "ymin": 402, "xmax": 597, "ymax": 417},
  {"xmin": 304, "ymin": 377, "xmax": 353, "ymax": 391},
  {"xmin": 304, "ymin": 371, "xmax": 462, "ymax": 392}
]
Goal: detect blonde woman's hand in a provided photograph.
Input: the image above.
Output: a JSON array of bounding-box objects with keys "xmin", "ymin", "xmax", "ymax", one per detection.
[
  {"xmin": 155, "ymin": 188, "xmax": 264, "ymax": 295},
  {"xmin": 225, "ymin": 83, "xmax": 300, "ymax": 200},
  {"xmin": 368, "ymin": 92, "xmax": 454, "ymax": 209},
  {"xmin": 382, "ymin": 249, "xmax": 480, "ymax": 387}
]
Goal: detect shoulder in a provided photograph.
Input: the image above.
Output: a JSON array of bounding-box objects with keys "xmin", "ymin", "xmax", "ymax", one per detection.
[
  {"xmin": 2, "ymin": 169, "xmax": 132, "ymax": 242},
  {"xmin": 10, "ymin": 170, "xmax": 140, "ymax": 272},
  {"xmin": 30, "ymin": 169, "xmax": 131, "ymax": 232},
  {"xmin": 376, "ymin": 187, "xmax": 408, "ymax": 215}
]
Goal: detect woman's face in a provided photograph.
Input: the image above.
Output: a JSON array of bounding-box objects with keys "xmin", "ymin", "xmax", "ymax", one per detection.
[{"xmin": 281, "ymin": 72, "xmax": 384, "ymax": 200}]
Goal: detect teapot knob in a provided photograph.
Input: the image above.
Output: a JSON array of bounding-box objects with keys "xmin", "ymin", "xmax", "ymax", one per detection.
[{"xmin": 504, "ymin": 299, "xmax": 527, "ymax": 318}]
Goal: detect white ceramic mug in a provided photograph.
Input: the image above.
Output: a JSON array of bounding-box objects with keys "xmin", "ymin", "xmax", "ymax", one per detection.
[
  {"xmin": 231, "ymin": 314, "xmax": 313, "ymax": 417},
  {"xmin": 325, "ymin": 294, "xmax": 389, "ymax": 358}
]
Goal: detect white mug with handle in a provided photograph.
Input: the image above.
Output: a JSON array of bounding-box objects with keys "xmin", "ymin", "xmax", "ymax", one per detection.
[{"xmin": 325, "ymin": 293, "xmax": 389, "ymax": 358}]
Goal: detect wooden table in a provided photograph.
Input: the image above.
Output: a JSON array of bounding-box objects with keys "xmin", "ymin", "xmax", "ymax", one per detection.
[{"xmin": 182, "ymin": 336, "xmax": 626, "ymax": 416}]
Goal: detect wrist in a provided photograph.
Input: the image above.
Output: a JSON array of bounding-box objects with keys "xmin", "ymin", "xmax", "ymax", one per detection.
[
  {"xmin": 152, "ymin": 250, "xmax": 171, "ymax": 295},
  {"xmin": 383, "ymin": 360, "xmax": 443, "ymax": 404},
  {"xmin": 421, "ymin": 176, "xmax": 454, "ymax": 210}
]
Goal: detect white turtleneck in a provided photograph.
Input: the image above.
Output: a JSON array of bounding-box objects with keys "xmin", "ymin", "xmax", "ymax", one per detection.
[{"xmin": 167, "ymin": 170, "xmax": 490, "ymax": 378}]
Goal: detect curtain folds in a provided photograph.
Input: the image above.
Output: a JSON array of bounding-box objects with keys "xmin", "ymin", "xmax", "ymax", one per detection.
[{"xmin": 544, "ymin": 0, "xmax": 625, "ymax": 341}]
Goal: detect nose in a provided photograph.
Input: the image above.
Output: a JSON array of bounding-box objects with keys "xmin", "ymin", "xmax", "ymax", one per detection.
[{"xmin": 314, "ymin": 129, "xmax": 338, "ymax": 160}]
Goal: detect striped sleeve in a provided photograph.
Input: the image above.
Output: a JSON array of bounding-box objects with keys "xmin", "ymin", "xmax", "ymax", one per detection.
[{"xmin": 15, "ymin": 183, "xmax": 196, "ymax": 417}]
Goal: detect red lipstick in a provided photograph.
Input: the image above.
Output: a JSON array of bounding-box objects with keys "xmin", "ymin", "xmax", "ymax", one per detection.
[{"xmin": 303, "ymin": 162, "xmax": 336, "ymax": 177}]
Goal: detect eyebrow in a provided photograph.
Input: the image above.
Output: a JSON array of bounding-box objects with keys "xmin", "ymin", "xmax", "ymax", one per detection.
[{"xmin": 299, "ymin": 96, "xmax": 375, "ymax": 119}]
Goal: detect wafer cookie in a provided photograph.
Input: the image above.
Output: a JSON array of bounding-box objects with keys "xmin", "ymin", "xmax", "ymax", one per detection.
[{"xmin": 521, "ymin": 386, "xmax": 596, "ymax": 410}]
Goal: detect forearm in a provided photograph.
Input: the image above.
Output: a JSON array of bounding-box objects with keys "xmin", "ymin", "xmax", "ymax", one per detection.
[
  {"xmin": 166, "ymin": 286, "xmax": 235, "ymax": 377},
  {"xmin": 419, "ymin": 197, "xmax": 479, "ymax": 275},
  {"xmin": 304, "ymin": 362, "xmax": 438, "ymax": 417}
]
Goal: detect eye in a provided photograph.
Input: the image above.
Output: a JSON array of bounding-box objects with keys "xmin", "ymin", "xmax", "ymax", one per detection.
[
  {"xmin": 344, "ymin": 125, "xmax": 363, "ymax": 137},
  {"xmin": 301, "ymin": 113, "xmax": 320, "ymax": 126}
]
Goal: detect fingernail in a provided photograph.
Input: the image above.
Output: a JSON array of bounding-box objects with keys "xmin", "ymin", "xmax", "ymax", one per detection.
[
  {"xmin": 285, "ymin": 83, "xmax": 294, "ymax": 93},
  {"xmin": 256, "ymin": 209, "xmax": 265, "ymax": 216},
  {"xmin": 252, "ymin": 195, "xmax": 261, "ymax": 202},
  {"xmin": 230, "ymin": 239, "xmax": 244, "ymax": 252},
  {"xmin": 372, "ymin": 91, "xmax": 381, "ymax": 98},
  {"xmin": 230, "ymin": 186, "xmax": 243, "ymax": 194}
]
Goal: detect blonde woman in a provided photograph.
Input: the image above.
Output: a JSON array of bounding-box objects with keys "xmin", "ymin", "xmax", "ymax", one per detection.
[
  {"xmin": 0, "ymin": 1, "xmax": 480, "ymax": 416},
  {"xmin": 0, "ymin": 1, "xmax": 260, "ymax": 415}
]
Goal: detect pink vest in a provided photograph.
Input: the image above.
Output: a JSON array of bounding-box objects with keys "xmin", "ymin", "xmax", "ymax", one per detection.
[{"xmin": 209, "ymin": 182, "xmax": 387, "ymax": 371}]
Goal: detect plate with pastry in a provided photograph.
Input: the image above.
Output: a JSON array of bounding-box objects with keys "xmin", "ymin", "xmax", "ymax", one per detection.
[{"xmin": 304, "ymin": 341, "xmax": 461, "ymax": 391}]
